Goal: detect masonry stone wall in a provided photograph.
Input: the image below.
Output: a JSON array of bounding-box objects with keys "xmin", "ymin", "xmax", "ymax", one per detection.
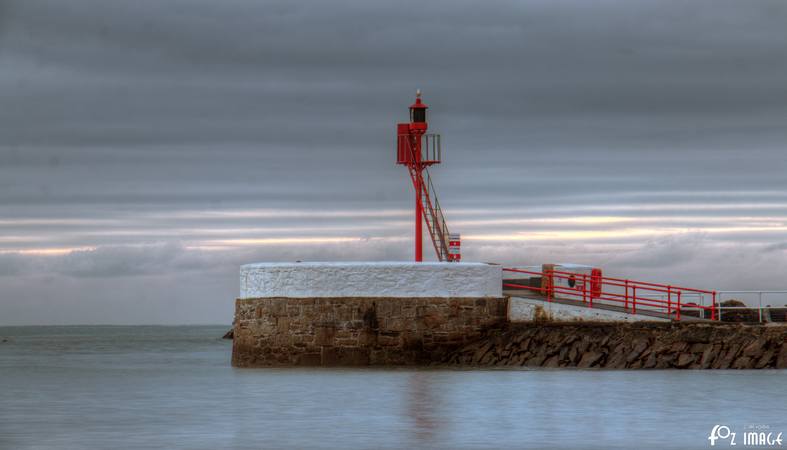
[{"xmin": 232, "ymin": 296, "xmax": 508, "ymax": 366}]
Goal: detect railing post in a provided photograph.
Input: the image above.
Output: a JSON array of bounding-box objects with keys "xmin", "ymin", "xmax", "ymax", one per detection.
[
  {"xmin": 546, "ymin": 268, "xmax": 553, "ymax": 303},
  {"xmin": 759, "ymin": 292, "xmax": 763, "ymax": 323},
  {"xmin": 582, "ymin": 274, "xmax": 587, "ymax": 303},
  {"xmin": 624, "ymin": 279, "xmax": 629, "ymax": 311},
  {"xmin": 632, "ymin": 286, "xmax": 637, "ymax": 314},
  {"xmin": 589, "ymin": 275, "xmax": 593, "ymax": 309},
  {"xmin": 676, "ymin": 291, "xmax": 681, "ymax": 321},
  {"xmin": 667, "ymin": 285, "xmax": 672, "ymax": 317},
  {"xmin": 712, "ymin": 291, "xmax": 717, "ymax": 321}
]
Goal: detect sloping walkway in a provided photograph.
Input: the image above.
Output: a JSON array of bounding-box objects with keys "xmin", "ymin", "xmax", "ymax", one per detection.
[{"xmin": 504, "ymin": 290, "xmax": 709, "ymax": 322}]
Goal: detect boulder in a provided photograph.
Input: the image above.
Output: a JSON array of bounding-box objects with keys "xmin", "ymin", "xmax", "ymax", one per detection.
[
  {"xmin": 768, "ymin": 308, "xmax": 787, "ymax": 323},
  {"xmin": 719, "ymin": 300, "xmax": 760, "ymax": 323},
  {"xmin": 700, "ymin": 344, "xmax": 719, "ymax": 369},
  {"xmin": 756, "ymin": 349, "xmax": 775, "ymax": 369},
  {"xmin": 642, "ymin": 352, "xmax": 657, "ymax": 369},
  {"xmin": 675, "ymin": 353, "xmax": 696, "ymax": 368},
  {"xmin": 678, "ymin": 302, "xmax": 702, "ymax": 318},
  {"xmin": 605, "ymin": 351, "xmax": 627, "ymax": 369},
  {"xmin": 627, "ymin": 340, "xmax": 649, "ymax": 362},
  {"xmin": 742, "ymin": 340, "xmax": 765, "ymax": 359},
  {"xmin": 577, "ymin": 351, "xmax": 604, "ymax": 368},
  {"xmin": 525, "ymin": 355, "xmax": 546, "ymax": 367},
  {"xmin": 732, "ymin": 356, "xmax": 752, "ymax": 370},
  {"xmin": 542, "ymin": 354, "xmax": 560, "ymax": 368},
  {"xmin": 777, "ymin": 345, "xmax": 787, "ymax": 369}
]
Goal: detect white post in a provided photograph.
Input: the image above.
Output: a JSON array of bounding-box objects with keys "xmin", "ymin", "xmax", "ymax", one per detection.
[
  {"xmin": 759, "ymin": 292, "xmax": 763, "ymax": 323},
  {"xmin": 718, "ymin": 292, "xmax": 723, "ymax": 321}
]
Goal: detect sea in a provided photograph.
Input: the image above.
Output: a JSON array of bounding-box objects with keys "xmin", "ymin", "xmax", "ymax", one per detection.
[{"xmin": 0, "ymin": 325, "xmax": 785, "ymax": 450}]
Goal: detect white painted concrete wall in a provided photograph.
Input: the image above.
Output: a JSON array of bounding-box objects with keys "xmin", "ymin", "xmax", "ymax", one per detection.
[
  {"xmin": 240, "ymin": 262, "xmax": 502, "ymax": 299},
  {"xmin": 508, "ymin": 296, "xmax": 668, "ymax": 322}
]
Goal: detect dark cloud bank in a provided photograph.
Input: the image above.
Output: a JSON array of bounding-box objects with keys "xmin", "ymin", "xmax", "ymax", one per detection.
[{"xmin": 1, "ymin": 0, "xmax": 786, "ymax": 324}]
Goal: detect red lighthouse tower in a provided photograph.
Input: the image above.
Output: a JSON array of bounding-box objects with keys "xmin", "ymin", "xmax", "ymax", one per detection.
[{"xmin": 397, "ymin": 90, "xmax": 459, "ymax": 262}]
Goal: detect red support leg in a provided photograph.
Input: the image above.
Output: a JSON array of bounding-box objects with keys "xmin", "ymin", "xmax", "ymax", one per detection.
[{"xmin": 415, "ymin": 171, "xmax": 423, "ymax": 262}]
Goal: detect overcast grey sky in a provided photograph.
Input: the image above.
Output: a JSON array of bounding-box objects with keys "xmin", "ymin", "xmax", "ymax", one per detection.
[{"xmin": 1, "ymin": 0, "xmax": 786, "ymax": 324}]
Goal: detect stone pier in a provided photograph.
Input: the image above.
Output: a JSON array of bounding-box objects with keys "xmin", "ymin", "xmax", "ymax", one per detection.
[{"xmin": 232, "ymin": 262, "xmax": 506, "ymax": 366}]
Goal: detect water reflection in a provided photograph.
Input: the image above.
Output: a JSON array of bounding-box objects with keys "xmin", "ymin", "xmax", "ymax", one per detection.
[{"xmin": 408, "ymin": 371, "xmax": 441, "ymax": 444}]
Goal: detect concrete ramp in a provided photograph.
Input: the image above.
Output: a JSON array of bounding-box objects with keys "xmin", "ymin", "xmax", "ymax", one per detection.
[{"xmin": 508, "ymin": 295, "xmax": 671, "ymax": 323}]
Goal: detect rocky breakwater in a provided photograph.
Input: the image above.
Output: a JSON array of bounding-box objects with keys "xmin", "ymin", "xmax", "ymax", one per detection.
[{"xmin": 439, "ymin": 322, "xmax": 787, "ymax": 369}]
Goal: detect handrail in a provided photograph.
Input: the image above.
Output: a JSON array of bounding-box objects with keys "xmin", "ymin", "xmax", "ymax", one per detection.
[
  {"xmin": 424, "ymin": 167, "xmax": 450, "ymax": 257},
  {"xmin": 504, "ymin": 268, "xmax": 715, "ymax": 295},
  {"xmin": 397, "ymin": 133, "xmax": 441, "ymax": 164},
  {"xmin": 716, "ymin": 290, "xmax": 787, "ymax": 323},
  {"xmin": 503, "ymin": 267, "xmax": 718, "ymax": 321}
]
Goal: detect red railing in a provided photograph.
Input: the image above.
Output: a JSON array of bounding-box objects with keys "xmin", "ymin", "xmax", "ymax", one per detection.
[
  {"xmin": 503, "ymin": 268, "xmax": 717, "ymax": 321},
  {"xmin": 397, "ymin": 133, "xmax": 441, "ymax": 165}
]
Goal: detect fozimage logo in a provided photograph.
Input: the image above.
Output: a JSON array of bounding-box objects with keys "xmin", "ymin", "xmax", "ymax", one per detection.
[{"xmin": 708, "ymin": 424, "xmax": 783, "ymax": 447}]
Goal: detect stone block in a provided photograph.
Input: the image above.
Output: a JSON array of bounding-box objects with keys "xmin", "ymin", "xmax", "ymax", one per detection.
[
  {"xmin": 335, "ymin": 347, "xmax": 371, "ymax": 366},
  {"xmin": 315, "ymin": 325, "xmax": 336, "ymax": 346},
  {"xmin": 378, "ymin": 333, "xmax": 400, "ymax": 347},
  {"xmin": 384, "ymin": 317, "xmax": 407, "ymax": 332},
  {"xmin": 422, "ymin": 312, "xmax": 444, "ymax": 328},
  {"xmin": 321, "ymin": 347, "xmax": 337, "ymax": 365},
  {"xmin": 269, "ymin": 301, "xmax": 287, "ymax": 317},
  {"xmin": 297, "ymin": 353, "xmax": 322, "ymax": 366},
  {"xmin": 277, "ymin": 317, "xmax": 290, "ymax": 333}
]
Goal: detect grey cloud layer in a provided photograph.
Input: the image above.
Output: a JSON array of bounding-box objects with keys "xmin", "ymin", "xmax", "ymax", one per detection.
[{"xmin": 1, "ymin": 0, "xmax": 786, "ymax": 324}]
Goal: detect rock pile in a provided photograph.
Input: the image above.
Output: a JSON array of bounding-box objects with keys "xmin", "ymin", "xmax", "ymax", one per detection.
[
  {"xmin": 719, "ymin": 299, "xmax": 760, "ymax": 322},
  {"xmin": 439, "ymin": 322, "xmax": 787, "ymax": 369}
]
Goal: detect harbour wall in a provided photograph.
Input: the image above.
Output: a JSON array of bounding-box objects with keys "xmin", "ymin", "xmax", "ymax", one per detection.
[
  {"xmin": 232, "ymin": 262, "xmax": 506, "ymax": 366},
  {"xmin": 232, "ymin": 296, "xmax": 508, "ymax": 366}
]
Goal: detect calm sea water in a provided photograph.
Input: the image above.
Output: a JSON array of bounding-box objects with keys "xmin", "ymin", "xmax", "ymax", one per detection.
[{"xmin": 0, "ymin": 325, "xmax": 785, "ymax": 450}]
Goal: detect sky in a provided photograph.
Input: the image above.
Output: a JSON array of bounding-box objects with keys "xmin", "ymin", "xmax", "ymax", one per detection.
[{"xmin": 1, "ymin": 0, "xmax": 786, "ymax": 325}]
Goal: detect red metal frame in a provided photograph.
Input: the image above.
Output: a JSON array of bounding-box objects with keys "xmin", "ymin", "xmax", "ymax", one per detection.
[
  {"xmin": 397, "ymin": 91, "xmax": 454, "ymax": 262},
  {"xmin": 503, "ymin": 268, "xmax": 718, "ymax": 321}
]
